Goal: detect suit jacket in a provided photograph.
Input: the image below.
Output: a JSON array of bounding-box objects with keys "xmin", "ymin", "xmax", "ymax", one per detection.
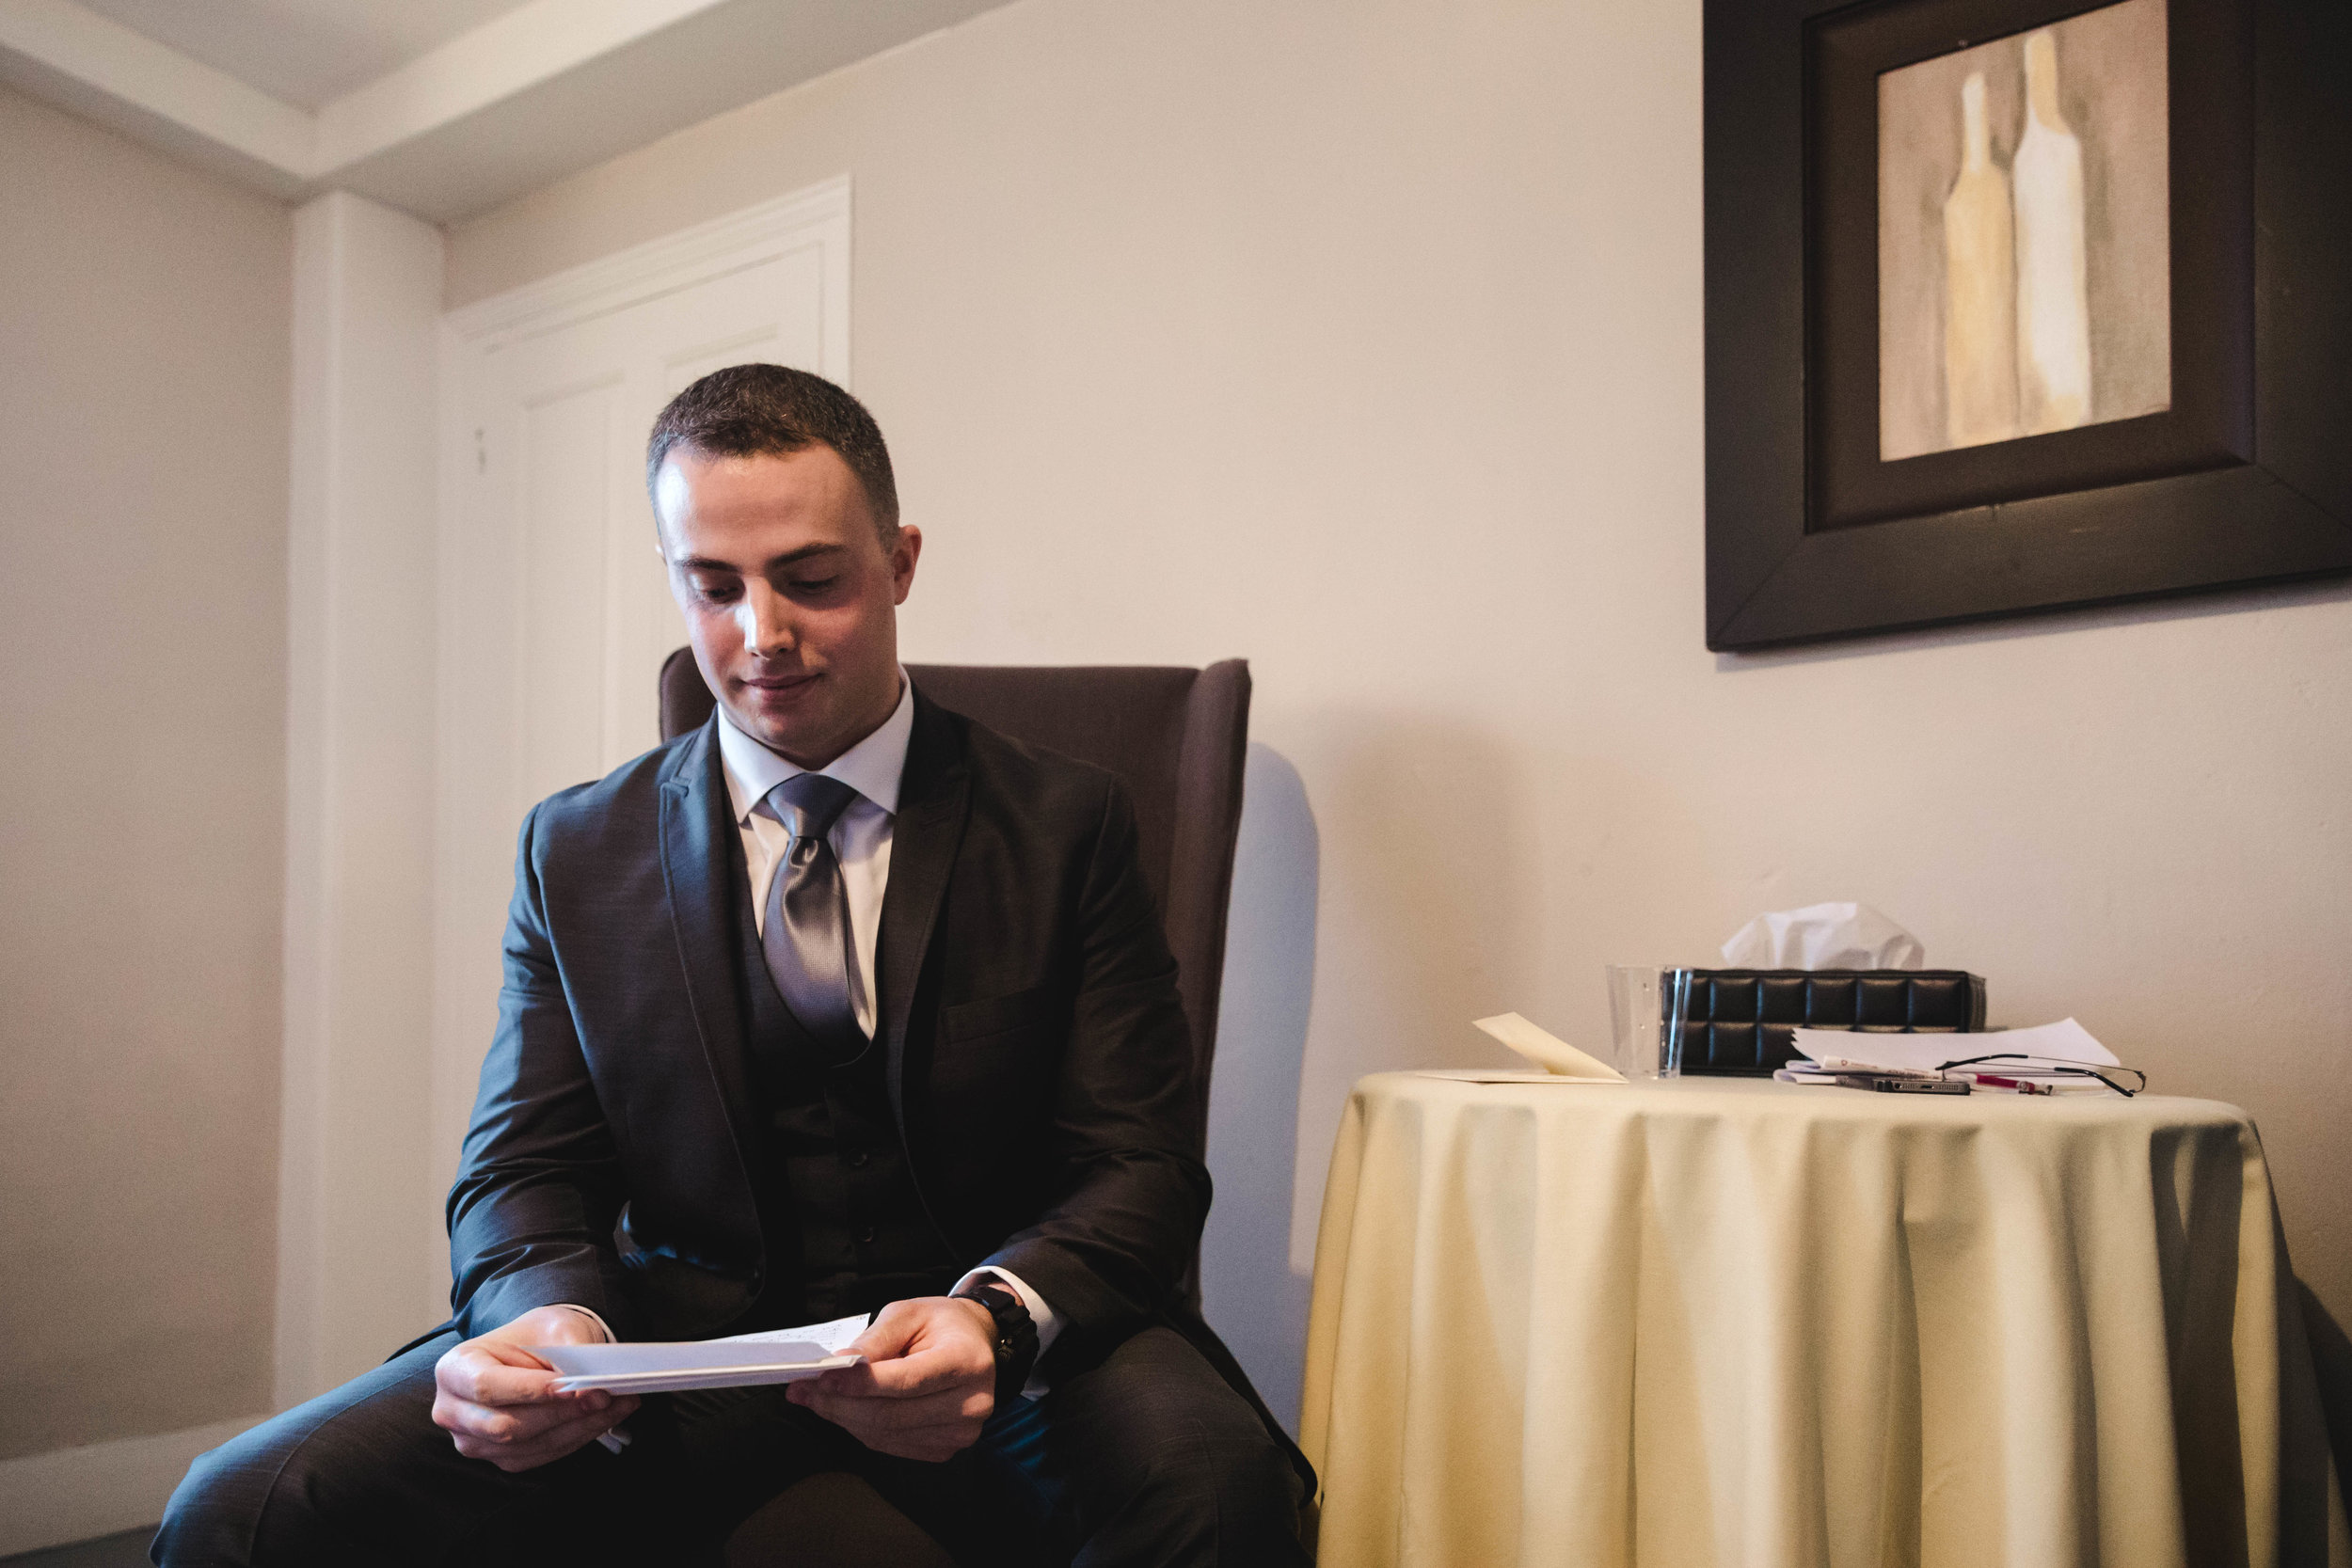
[{"xmin": 447, "ymin": 685, "xmax": 1219, "ymax": 1380}]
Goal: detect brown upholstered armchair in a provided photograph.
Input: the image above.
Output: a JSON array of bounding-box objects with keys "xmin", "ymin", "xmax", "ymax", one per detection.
[{"xmin": 656, "ymin": 650, "xmax": 1255, "ymax": 1567}]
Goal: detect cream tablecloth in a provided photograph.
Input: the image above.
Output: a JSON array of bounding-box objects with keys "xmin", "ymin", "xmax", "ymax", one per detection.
[{"xmin": 1299, "ymin": 1073, "xmax": 2346, "ymax": 1568}]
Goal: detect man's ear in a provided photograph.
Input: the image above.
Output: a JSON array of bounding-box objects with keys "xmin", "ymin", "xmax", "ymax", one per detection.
[{"xmin": 890, "ymin": 526, "xmax": 924, "ymax": 606}]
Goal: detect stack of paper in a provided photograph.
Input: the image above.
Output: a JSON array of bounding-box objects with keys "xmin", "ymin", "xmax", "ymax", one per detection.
[
  {"xmin": 532, "ymin": 1312, "xmax": 869, "ymax": 1394},
  {"xmin": 1784, "ymin": 1018, "xmax": 2128, "ymax": 1094},
  {"xmin": 1790, "ymin": 1017, "xmax": 2117, "ymax": 1073}
]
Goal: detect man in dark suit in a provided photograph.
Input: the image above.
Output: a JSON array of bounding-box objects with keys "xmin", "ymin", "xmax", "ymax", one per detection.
[{"xmin": 155, "ymin": 365, "xmax": 1310, "ymax": 1566}]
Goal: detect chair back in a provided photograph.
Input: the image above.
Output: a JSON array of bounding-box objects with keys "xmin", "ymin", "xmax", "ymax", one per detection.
[
  {"xmin": 668, "ymin": 651, "xmax": 1253, "ymax": 1564},
  {"xmin": 659, "ymin": 650, "xmax": 1253, "ymax": 1144}
]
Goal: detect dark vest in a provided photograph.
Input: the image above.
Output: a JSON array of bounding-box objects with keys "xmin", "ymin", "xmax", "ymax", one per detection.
[{"xmin": 729, "ymin": 839, "xmax": 959, "ymax": 1327}]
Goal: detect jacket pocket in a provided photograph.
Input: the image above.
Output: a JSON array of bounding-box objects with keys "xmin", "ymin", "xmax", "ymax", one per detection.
[{"xmin": 941, "ymin": 984, "xmax": 1057, "ymax": 1044}]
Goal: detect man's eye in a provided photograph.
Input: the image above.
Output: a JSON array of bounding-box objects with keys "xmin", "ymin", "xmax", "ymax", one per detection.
[
  {"xmin": 690, "ymin": 579, "xmax": 739, "ymax": 603},
  {"xmin": 788, "ymin": 578, "xmax": 840, "ymax": 594}
]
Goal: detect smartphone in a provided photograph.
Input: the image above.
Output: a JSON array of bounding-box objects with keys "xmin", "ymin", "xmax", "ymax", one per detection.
[{"xmin": 1832, "ymin": 1073, "xmax": 1970, "ymax": 1095}]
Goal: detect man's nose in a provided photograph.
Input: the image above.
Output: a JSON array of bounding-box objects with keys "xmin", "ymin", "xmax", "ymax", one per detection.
[{"xmin": 738, "ymin": 582, "xmax": 796, "ymax": 658}]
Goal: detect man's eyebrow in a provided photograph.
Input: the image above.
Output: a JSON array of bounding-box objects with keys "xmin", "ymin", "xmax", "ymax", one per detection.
[{"xmin": 671, "ymin": 543, "xmax": 848, "ymax": 573}]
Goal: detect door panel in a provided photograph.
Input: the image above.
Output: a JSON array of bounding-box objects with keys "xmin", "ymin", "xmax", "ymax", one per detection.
[
  {"xmin": 432, "ymin": 182, "xmax": 850, "ymax": 1189},
  {"xmin": 516, "ymin": 377, "xmax": 618, "ymax": 807}
]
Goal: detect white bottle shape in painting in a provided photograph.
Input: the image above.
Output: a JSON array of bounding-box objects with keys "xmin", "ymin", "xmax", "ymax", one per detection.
[
  {"xmin": 2011, "ymin": 26, "xmax": 2093, "ymax": 435},
  {"xmin": 1943, "ymin": 71, "xmax": 2019, "ymax": 448}
]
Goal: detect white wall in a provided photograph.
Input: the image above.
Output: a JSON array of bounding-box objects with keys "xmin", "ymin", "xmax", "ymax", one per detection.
[
  {"xmin": 0, "ymin": 83, "xmax": 290, "ymax": 1459},
  {"xmin": 278, "ymin": 191, "xmax": 447, "ymax": 1406},
  {"xmin": 441, "ymin": 0, "xmax": 2352, "ymax": 1407}
]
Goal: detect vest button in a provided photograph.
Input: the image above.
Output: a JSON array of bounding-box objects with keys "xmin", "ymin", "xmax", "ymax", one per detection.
[
  {"xmin": 855, "ymin": 1225, "xmax": 877, "ymax": 1245},
  {"xmin": 846, "ymin": 1148, "xmax": 871, "ymax": 1168}
]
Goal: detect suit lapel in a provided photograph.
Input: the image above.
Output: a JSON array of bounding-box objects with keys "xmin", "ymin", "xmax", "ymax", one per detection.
[
  {"xmin": 877, "ymin": 690, "xmax": 971, "ymax": 1132},
  {"xmin": 657, "ymin": 719, "xmax": 763, "ymax": 1171}
]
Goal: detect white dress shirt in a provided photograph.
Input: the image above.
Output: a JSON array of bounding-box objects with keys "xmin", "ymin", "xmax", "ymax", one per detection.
[
  {"xmin": 715, "ymin": 673, "xmax": 912, "ymax": 1037},
  {"xmin": 565, "ymin": 673, "xmax": 1057, "ymax": 1402}
]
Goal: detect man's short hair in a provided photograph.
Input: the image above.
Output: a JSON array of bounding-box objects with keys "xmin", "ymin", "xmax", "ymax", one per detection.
[{"xmin": 645, "ymin": 364, "xmax": 899, "ymax": 541}]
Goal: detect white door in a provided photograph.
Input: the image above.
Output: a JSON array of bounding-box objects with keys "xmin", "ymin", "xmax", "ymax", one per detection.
[{"xmin": 430, "ymin": 180, "xmax": 851, "ymax": 1179}]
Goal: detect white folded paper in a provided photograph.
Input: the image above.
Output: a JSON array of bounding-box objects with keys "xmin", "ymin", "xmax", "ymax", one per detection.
[
  {"xmin": 1945, "ymin": 1017, "xmax": 2119, "ymax": 1067},
  {"xmin": 1721, "ymin": 902, "xmax": 1925, "ymax": 970},
  {"xmin": 532, "ymin": 1312, "xmax": 869, "ymax": 1395},
  {"xmin": 1790, "ymin": 1017, "xmax": 2117, "ymax": 1076},
  {"xmin": 1471, "ymin": 1013, "xmax": 1624, "ymax": 1081}
]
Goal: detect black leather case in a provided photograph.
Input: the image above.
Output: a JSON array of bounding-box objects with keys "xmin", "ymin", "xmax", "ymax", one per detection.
[{"xmin": 1670, "ymin": 969, "xmax": 1987, "ymax": 1076}]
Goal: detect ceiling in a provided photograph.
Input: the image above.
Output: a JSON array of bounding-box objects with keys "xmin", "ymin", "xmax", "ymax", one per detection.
[
  {"xmin": 0, "ymin": 0, "xmax": 1014, "ymax": 222},
  {"xmin": 72, "ymin": 0, "xmax": 538, "ymax": 109}
]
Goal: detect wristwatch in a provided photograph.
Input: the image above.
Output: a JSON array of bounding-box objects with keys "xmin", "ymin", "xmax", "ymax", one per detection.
[{"xmin": 950, "ymin": 1279, "xmax": 1040, "ymax": 1407}]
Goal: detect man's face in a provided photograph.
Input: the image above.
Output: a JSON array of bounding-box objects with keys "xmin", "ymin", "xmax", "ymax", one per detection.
[{"xmin": 655, "ymin": 445, "xmax": 921, "ymax": 768}]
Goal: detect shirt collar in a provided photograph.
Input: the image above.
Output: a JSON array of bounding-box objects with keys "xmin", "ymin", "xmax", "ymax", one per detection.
[{"xmin": 716, "ymin": 669, "xmax": 914, "ymax": 824}]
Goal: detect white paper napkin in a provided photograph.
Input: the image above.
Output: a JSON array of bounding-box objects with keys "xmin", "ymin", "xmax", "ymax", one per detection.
[{"xmin": 1721, "ymin": 902, "xmax": 1925, "ymax": 970}]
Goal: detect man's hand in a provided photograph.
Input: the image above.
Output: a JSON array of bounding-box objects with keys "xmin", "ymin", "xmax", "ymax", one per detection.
[
  {"xmin": 786, "ymin": 1296, "xmax": 997, "ymax": 1462},
  {"xmin": 431, "ymin": 1305, "xmax": 641, "ymax": 1472}
]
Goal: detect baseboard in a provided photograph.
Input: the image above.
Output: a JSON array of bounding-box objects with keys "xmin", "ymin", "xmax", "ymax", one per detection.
[{"xmin": 0, "ymin": 1414, "xmax": 268, "ymax": 1558}]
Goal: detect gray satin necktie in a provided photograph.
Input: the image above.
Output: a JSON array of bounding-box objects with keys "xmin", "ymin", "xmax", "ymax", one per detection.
[{"xmin": 758, "ymin": 773, "xmax": 866, "ymax": 1055}]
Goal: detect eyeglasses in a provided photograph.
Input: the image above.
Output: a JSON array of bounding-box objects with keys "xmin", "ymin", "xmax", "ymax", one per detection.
[{"xmin": 1937, "ymin": 1053, "xmax": 2147, "ymax": 1098}]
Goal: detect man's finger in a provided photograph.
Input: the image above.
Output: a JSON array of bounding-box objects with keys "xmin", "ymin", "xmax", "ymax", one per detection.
[
  {"xmin": 439, "ymin": 1395, "xmax": 597, "ymax": 1445},
  {"xmin": 791, "ymin": 1384, "xmax": 990, "ymax": 1433},
  {"xmin": 844, "ymin": 1306, "xmax": 921, "ymax": 1364},
  {"xmin": 441, "ymin": 1355, "xmax": 628, "ymax": 1417},
  {"xmin": 447, "ymin": 1364, "xmax": 566, "ymax": 1409},
  {"xmin": 792, "ymin": 1385, "xmax": 944, "ymax": 1429},
  {"xmin": 853, "ymin": 1349, "xmax": 978, "ymax": 1399},
  {"xmin": 443, "ymin": 1398, "xmax": 637, "ymax": 1470},
  {"xmin": 804, "ymin": 1361, "xmax": 883, "ymax": 1398},
  {"xmin": 453, "ymin": 1421, "xmax": 612, "ymax": 1472},
  {"xmin": 453, "ymin": 1424, "xmax": 595, "ymax": 1465},
  {"xmin": 811, "ymin": 1356, "xmax": 949, "ymax": 1401},
  {"xmin": 812, "ymin": 1337, "xmax": 988, "ymax": 1401},
  {"xmin": 437, "ymin": 1387, "xmax": 640, "ymax": 1445},
  {"xmin": 438, "ymin": 1347, "xmax": 569, "ymax": 1407}
]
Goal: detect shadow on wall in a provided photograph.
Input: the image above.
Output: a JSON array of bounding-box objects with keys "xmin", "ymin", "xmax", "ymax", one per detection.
[
  {"xmin": 1201, "ymin": 743, "xmax": 1319, "ymax": 1436},
  {"xmin": 1711, "ymin": 571, "xmax": 2352, "ymax": 674},
  {"xmin": 2304, "ymin": 1279, "xmax": 2352, "ymax": 1496}
]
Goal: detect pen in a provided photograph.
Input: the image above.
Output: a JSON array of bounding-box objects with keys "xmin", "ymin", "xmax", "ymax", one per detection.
[{"xmin": 1969, "ymin": 1072, "xmax": 2052, "ymax": 1094}]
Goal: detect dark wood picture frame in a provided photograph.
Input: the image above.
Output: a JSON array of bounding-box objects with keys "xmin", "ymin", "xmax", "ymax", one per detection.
[{"xmin": 1704, "ymin": 0, "xmax": 2351, "ymax": 651}]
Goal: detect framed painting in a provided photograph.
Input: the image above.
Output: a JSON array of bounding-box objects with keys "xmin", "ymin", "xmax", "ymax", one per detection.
[{"xmin": 1704, "ymin": 0, "xmax": 2351, "ymax": 650}]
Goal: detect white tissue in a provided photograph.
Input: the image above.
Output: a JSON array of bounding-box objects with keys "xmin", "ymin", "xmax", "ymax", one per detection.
[{"xmin": 1720, "ymin": 901, "xmax": 1924, "ymax": 970}]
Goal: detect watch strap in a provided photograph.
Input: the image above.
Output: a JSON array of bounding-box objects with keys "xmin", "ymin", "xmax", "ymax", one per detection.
[{"xmin": 950, "ymin": 1281, "xmax": 1040, "ymax": 1407}]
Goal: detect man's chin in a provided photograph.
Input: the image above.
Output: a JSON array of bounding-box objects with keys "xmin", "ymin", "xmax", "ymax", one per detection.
[{"xmin": 725, "ymin": 694, "xmax": 835, "ymax": 762}]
